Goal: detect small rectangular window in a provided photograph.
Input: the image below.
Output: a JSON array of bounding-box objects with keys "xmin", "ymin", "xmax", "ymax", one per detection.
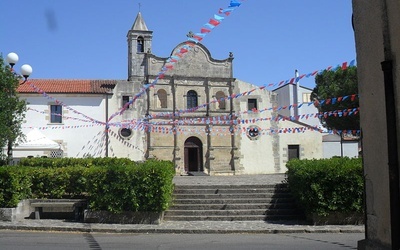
[
  {"xmin": 122, "ymin": 96, "xmax": 130, "ymax": 109},
  {"xmin": 248, "ymin": 99, "xmax": 257, "ymax": 111},
  {"xmin": 50, "ymin": 105, "xmax": 62, "ymax": 123},
  {"xmin": 288, "ymin": 145, "xmax": 300, "ymax": 160},
  {"xmin": 302, "ymin": 93, "xmax": 311, "ymax": 103}
]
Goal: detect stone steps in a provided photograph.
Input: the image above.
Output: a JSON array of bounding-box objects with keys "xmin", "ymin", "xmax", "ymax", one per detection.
[
  {"xmin": 163, "ymin": 215, "xmax": 301, "ymax": 221},
  {"xmin": 164, "ymin": 183, "xmax": 304, "ymax": 222},
  {"xmin": 169, "ymin": 203, "xmax": 297, "ymax": 210},
  {"xmin": 173, "ymin": 193, "xmax": 293, "ymax": 199},
  {"xmin": 164, "ymin": 208, "xmax": 299, "ymax": 216},
  {"xmin": 172, "ymin": 197, "xmax": 296, "ymax": 205},
  {"xmin": 173, "ymin": 188, "xmax": 290, "ymax": 194},
  {"xmin": 174, "ymin": 184, "xmax": 287, "ymax": 190}
]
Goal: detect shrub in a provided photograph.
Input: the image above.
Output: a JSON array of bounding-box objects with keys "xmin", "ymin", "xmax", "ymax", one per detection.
[
  {"xmin": 18, "ymin": 157, "xmax": 134, "ymax": 168},
  {"xmin": 65, "ymin": 167, "xmax": 88, "ymax": 198},
  {"xmin": 85, "ymin": 165, "xmax": 140, "ymax": 213},
  {"xmin": 286, "ymin": 157, "xmax": 363, "ymax": 216},
  {"xmin": 0, "ymin": 167, "xmax": 32, "ymax": 207},
  {"xmin": 135, "ymin": 160, "xmax": 175, "ymax": 212},
  {"xmin": 29, "ymin": 167, "xmax": 88, "ymax": 199},
  {"xmin": 86, "ymin": 159, "xmax": 175, "ymax": 213},
  {"xmin": 0, "ymin": 158, "xmax": 175, "ymax": 212}
]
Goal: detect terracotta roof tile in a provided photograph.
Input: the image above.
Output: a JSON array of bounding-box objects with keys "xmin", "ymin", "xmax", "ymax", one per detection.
[{"xmin": 18, "ymin": 79, "xmax": 116, "ymax": 94}]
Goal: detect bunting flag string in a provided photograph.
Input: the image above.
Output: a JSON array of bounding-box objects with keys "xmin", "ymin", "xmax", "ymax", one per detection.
[
  {"xmin": 326, "ymin": 129, "xmax": 361, "ymax": 136},
  {"xmin": 138, "ymin": 107, "xmax": 360, "ymax": 128},
  {"xmin": 108, "ymin": 130, "xmax": 145, "ymax": 154},
  {"xmin": 108, "ymin": 120, "xmax": 360, "ymax": 137},
  {"xmin": 107, "ymin": 0, "xmax": 246, "ymax": 122},
  {"xmin": 25, "ymin": 87, "xmax": 359, "ymax": 132},
  {"xmin": 264, "ymin": 60, "xmax": 356, "ymax": 89},
  {"xmin": 22, "ymin": 124, "xmax": 101, "ymax": 130},
  {"xmin": 27, "ymin": 108, "xmax": 98, "ymax": 124},
  {"xmin": 22, "ymin": 118, "xmax": 360, "ymax": 141},
  {"xmin": 26, "ymin": 74, "xmax": 358, "ymax": 130},
  {"xmin": 27, "ymin": 82, "xmax": 105, "ymax": 126},
  {"xmin": 22, "ymin": 122, "xmax": 359, "ymax": 138},
  {"xmin": 24, "ymin": 105, "xmax": 359, "ymax": 133},
  {"xmin": 23, "ymin": 57, "xmax": 356, "ymax": 130},
  {"xmin": 146, "ymin": 92, "xmax": 360, "ymax": 121}
]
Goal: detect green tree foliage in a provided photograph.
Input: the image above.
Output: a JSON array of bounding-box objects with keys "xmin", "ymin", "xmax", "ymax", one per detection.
[
  {"xmin": 286, "ymin": 157, "xmax": 363, "ymax": 218},
  {"xmin": 311, "ymin": 66, "xmax": 359, "ymax": 132},
  {"xmin": 0, "ymin": 55, "xmax": 27, "ymax": 164}
]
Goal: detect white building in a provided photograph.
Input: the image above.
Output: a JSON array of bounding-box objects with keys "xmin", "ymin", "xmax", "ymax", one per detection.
[
  {"xmin": 12, "ymin": 12, "xmax": 326, "ymax": 175},
  {"xmin": 272, "ymin": 79, "xmax": 359, "ymax": 158}
]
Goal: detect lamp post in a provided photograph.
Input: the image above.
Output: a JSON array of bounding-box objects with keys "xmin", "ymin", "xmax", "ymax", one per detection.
[
  {"xmin": 4, "ymin": 52, "xmax": 33, "ymax": 165},
  {"xmin": 6, "ymin": 52, "xmax": 33, "ymax": 82}
]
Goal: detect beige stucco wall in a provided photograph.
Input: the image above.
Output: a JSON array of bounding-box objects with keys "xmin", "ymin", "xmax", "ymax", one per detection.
[
  {"xmin": 234, "ymin": 80, "xmax": 277, "ymax": 174},
  {"xmin": 277, "ymin": 120, "xmax": 323, "ymax": 164},
  {"xmin": 107, "ymin": 79, "xmax": 146, "ymax": 161},
  {"xmin": 353, "ymin": 0, "xmax": 400, "ymax": 248},
  {"xmin": 234, "ymin": 80, "xmax": 324, "ymax": 174}
]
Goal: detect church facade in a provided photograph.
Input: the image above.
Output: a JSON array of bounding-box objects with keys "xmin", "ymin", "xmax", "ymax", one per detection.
[{"xmin": 15, "ymin": 12, "xmax": 324, "ymax": 175}]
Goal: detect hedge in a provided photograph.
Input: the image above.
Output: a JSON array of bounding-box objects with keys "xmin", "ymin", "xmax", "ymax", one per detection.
[
  {"xmin": 286, "ymin": 157, "xmax": 363, "ymax": 217},
  {"xmin": 0, "ymin": 158, "xmax": 175, "ymax": 212},
  {"xmin": 18, "ymin": 157, "xmax": 135, "ymax": 168},
  {"xmin": 0, "ymin": 167, "xmax": 32, "ymax": 207},
  {"xmin": 86, "ymin": 160, "xmax": 175, "ymax": 212}
]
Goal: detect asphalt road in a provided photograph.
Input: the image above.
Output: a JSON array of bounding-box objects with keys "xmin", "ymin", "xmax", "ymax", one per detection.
[{"xmin": 0, "ymin": 231, "xmax": 363, "ymax": 250}]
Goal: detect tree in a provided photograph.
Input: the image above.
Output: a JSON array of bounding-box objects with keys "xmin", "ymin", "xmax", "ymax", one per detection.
[
  {"xmin": 311, "ymin": 66, "xmax": 359, "ymax": 133},
  {"xmin": 0, "ymin": 55, "xmax": 27, "ymax": 164}
]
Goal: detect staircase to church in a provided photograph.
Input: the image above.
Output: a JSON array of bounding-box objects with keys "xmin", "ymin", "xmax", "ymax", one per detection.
[{"xmin": 164, "ymin": 183, "xmax": 305, "ymax": 222}]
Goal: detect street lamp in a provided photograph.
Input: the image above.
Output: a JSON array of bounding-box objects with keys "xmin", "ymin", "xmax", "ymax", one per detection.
[
  {"xmin": 6, "ymin": 52, "xmax": 33, "ymax": 82},
  {"xmin": 4, "ymin": 52, "xmax": 33, "ymax": 165}
]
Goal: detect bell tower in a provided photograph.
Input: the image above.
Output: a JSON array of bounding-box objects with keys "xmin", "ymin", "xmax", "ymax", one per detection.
[{"xmin": 127, "ymin": 12, "xmax": 153, "ymax": 81}]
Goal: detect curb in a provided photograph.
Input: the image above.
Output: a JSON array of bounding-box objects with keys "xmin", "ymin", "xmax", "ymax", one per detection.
[{"xmin": 0, "ymin": 224, "xmax": 365, "ymax": 234}]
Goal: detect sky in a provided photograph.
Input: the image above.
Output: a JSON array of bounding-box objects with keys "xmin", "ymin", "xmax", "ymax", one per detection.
[{"xmin": 1, "ymin": 0, "xmax": 356, "ymax": 90}]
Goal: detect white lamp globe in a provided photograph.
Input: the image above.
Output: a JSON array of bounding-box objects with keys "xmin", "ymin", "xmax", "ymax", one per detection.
[
  {"xmin": 20, "ymin": 64, "xmax": 33, "ymax": 78},
  {"xmin": 6, "ymin": 52, "xmax": 19, "ymax": 66}
]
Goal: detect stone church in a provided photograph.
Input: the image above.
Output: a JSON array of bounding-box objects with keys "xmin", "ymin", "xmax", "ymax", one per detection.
[
  {"xmin": 15, "ymin": 12, "xmax": 324, "ymax": 175},
  {"xmin": 112, "ymin": 12, "xmax": 323, "ymax": 175}
]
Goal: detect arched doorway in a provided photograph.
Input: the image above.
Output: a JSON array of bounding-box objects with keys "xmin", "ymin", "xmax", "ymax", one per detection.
[{"xmin": 184, "ymin": 137, "xmax": 203, "ymax": 173}]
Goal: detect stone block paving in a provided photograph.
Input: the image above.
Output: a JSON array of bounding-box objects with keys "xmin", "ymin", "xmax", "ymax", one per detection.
[
  {"xmin": 0, "ymin": 174, "xmax": 365, "ymax": 234},
  {"xmin": 0, "ymin": 219, "xmax": 364, "ymax": 234},
  {"xmin": 173, "ymin": 174, "xmax": 287, "ymax": 186}
]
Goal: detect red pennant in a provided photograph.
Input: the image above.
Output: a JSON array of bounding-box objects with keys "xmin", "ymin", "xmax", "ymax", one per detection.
[
  {"xmin": 208, "ymin": 19, "xmax": 220, "ymax": 26},
  {"xmin": 193, "ymin": 35, "xmax": 203, "ymax": 42}
]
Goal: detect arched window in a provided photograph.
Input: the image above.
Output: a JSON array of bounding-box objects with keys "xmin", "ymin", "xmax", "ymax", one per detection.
[
  {"xmin": 157, "ymin": 89, "xmax": 167, "ymax": 108},
  {"xmin": 137, "ymin": 37, "xmax": 144, "ymax": 53},
  {"xmin": 215, "ymin": 91, "xmax": 226, "ymax": 110},
  {"xmin": 187, "ymin": 90, "xmax": 198, "ymax": 109}
]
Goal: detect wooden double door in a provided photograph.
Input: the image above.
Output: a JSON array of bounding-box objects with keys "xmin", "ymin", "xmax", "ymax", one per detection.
[{"xmin": 184, "ymin": 137, "xmax": 203, "ymax": 173}]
